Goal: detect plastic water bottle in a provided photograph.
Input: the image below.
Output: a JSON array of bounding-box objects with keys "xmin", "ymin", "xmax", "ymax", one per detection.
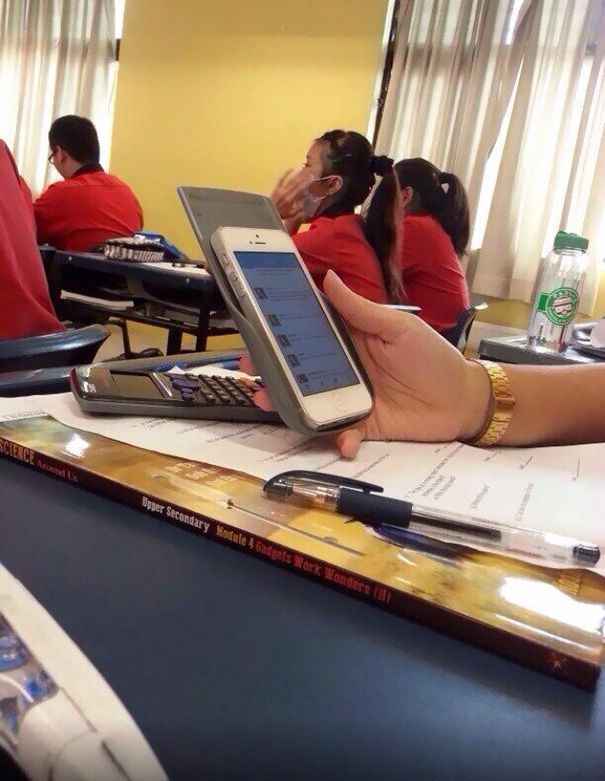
[
  {"xmin": 527, "ymin": 231, "xmax": 589, "ymax": 352},
  {"xmin": 0, "ymin": 618, "xmax": 28, "ymax": 672}
]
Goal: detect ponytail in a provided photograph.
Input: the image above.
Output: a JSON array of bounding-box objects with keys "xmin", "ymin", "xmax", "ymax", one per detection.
[
  {"xmin": 436, "ymin": 172, "xmax": 470, "ymax": 257},
  {"xmin": 394, "ymin": 158, "xmax": 470, "ymax": 258},
  {"xmin": 362, "ymin": 165, "xmax": 403, "ymax": 304},
  {"xmin": 316, "ymin": 130, "xmax": 403, "ymax": 303}
]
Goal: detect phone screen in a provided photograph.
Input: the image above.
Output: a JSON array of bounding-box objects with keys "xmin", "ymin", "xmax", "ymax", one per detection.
[{"xmin": 234, "ymin": 251, "xmax": 358, "ymax": 396}]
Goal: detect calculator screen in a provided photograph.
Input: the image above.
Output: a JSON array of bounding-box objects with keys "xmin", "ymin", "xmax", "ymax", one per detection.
[
  {"xmin": 112, "ymin": 372, "xmax": 164, "ymax": 399},
  {"xmin": 234, "ymin": 251, "xmax": 358, "ymax": 396}
]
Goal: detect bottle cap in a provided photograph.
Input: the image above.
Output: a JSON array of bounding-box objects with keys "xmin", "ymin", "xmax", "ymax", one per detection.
[{"xmin": 553, "ymin": 231, "xmax": 589, "ymax": 251}]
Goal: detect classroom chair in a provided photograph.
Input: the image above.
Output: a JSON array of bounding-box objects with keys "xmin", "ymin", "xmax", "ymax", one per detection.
[
  {"xmin": 441, "ymin": 300, "xmax": 488, "ymax": 352},
  {"xmin": 0, "ymin": 325, "xmax": 110, "ymax": 396}
]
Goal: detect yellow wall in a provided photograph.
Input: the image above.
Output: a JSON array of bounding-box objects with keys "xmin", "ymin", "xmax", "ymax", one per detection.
[
  {"xmin": 111, "ymin": 0, "xmax": 388, "ymax": 257},
  {"xmin": 475, "ymin": 263, "xmax": 605, "ymax": 328},
  {"xmin": 475, "ymin": 298, "xmax": 531, "ymax": 329}
]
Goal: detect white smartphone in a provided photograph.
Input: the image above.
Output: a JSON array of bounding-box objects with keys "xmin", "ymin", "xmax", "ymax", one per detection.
[{"xmin": 210, "ymin": 226, "xmax": 373, "ymax": 434}]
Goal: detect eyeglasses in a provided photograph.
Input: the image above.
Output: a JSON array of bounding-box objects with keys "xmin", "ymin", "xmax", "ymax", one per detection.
[{"xmin": 47, "ymin": 149, "xmax": 56, "ymax": 165}]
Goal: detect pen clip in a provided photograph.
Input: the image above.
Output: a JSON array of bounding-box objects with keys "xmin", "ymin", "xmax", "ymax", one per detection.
[{"xmin": 263, "ymin": 470, "xmax": 384, "ymax": 494}]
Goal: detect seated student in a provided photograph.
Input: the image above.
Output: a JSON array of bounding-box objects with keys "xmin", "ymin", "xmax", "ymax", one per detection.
[
  {"xmin": 0, "ymin": 140, "xmax": 64, "ymax": 340},
  {"xmin": 243, "ymin": 272, "xmax": 605, "ymax": 453},
  {"xmin": 34, "ymin": 115, "xmax": 143, "ymax": 252},
  {"xmin": 271, "ymin": 130, "xmax": 402, "ymax": 304},
  {"xmin": 394, "ymin": 158, "xmax": 470, "ymax": 332}
]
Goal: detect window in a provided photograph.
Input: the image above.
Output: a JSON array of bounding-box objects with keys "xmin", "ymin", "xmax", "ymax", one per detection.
[{"xmin": 0, "ymin": 0, "xmax": 120, "ymax": 194}]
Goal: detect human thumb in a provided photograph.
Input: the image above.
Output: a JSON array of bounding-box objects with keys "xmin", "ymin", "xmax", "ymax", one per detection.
[{"xmin": 323, "ymin": 270, "xmax": 410, "ymax": 340}]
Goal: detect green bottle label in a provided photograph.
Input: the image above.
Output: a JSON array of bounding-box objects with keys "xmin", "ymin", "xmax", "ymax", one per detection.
[{"xmin": 536, "ymin": 286, "xmax": 579, "ymax": 325}]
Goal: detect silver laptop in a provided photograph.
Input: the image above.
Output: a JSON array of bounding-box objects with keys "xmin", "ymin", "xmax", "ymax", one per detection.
[{"xmin": 177, "ymin": 186, "xmax": 285, "ymax": 264}]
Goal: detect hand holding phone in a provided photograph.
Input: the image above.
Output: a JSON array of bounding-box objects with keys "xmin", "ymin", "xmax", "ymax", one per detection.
[{"xmin": 209, "ymin": 227, "xmax": 373, "ymax": 435}]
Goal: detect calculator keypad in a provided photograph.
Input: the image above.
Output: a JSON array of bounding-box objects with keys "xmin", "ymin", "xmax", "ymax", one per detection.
[{"xmin": 167, "ymin": 374, "xmax": 264, "ymax": 408}]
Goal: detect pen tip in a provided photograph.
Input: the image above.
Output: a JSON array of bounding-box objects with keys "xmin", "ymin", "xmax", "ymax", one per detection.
[
  {"xmin": 574, "ymin": 544, "xmax": 600, "ymax": 566},
  {"xmin": 264, "ymin": 484, "xmax": 292, "ymax": 498}
]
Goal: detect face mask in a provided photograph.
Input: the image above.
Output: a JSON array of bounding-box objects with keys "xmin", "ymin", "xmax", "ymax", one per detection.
[
  {"xmin": 300, "ymin": 176, "xmax": 335, "ymax": 220},
  {"xmin": 301, "ymin": 188, "xmax": 323, "ymax": 220}
]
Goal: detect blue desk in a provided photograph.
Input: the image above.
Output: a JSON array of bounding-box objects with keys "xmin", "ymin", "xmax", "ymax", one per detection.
[{"xmin": 1, "ymin": 458, "xmax": 604, "ymax": 780}]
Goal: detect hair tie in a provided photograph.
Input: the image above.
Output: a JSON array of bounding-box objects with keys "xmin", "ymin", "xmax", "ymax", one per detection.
[
  {"xmin": 370, "ymin": 154, "xmax": 394, "ymax": 177},
  {"xmin": 438, "ymin": 171, "xmax": 452, "ymax": 195}
]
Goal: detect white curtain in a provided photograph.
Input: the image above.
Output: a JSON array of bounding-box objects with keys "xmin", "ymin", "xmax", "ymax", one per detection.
[
  {"xmin": 477, "ymin": 0, "xmax": 605, "ymax": 308},
  {"xmin": 0, "ymin": 0, "xmax": 117, "ymax": 196},
  {"xmin": 377, "ymin": 0, "xmax": 605, "ymax": 310},
  {"xmin": 376, "ymin": 0, "xmax": 528, "ymax": 218}
]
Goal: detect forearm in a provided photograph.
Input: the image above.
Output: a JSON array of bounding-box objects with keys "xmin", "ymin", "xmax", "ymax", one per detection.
[
  {"xmin": 501, "ymin": 364, "xmax": 605, "ymax": 445},
  {"xmin": 464, "ymin": 362, "xmax": 605, "ymax": 446}
]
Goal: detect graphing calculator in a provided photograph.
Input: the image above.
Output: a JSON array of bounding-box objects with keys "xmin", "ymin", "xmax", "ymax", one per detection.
[{"xmin": 69, "ymin": 365, "xmax": 281, "ymax": 423}]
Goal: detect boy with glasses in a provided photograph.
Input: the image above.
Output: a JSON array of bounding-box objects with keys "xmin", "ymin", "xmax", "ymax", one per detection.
[{"xmin": 35, "ymin": 115, "xmax": 143, "ymax": 252}]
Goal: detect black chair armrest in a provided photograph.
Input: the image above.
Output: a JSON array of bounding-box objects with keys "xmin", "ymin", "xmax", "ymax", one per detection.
[
  {"xmin": 0, "ymin": 367, "xmax": 72, "ymax": 397},
  {"xmin": 0, "ymin": 325, "xmax": 109, "ymax": 371},
  {"xmin": 383, "ymin": 304, "xmax": 421, "ymax": 314}
]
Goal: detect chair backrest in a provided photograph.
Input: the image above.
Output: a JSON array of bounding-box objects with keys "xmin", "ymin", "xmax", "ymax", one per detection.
[
  {"xmin": 0, "ymin": 324, "xmax": 109, "ymax": 372},
  {"xmin": 441, "ymin": 300, "xmax": 488, "ymax": 352}
]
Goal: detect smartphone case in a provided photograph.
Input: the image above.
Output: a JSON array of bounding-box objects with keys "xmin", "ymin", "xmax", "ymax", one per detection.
[{"xmin": 207, "ymin": 228, "xmax": 373, "ymax": 436}]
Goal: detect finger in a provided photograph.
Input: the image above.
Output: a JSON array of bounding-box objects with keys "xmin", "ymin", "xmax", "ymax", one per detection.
[
  {"xmin": 239, "ymin": 355, "xmax": 257, "ymax": 375},
  {"xmin": 280, "ymin": 168, "xmax": 313, "ymax": 198},
  {"xmin": 280, "ymin": 195, "xmax": 305, "ymax": 220},
  {"xmin": 323, "ymin": 270, "xmax": 412, "ymax": 341},
  {"xmin": 252, "ymin": 388, "xmax": 274, "ymax": 411},
  {"xmin": 335, "ymin": 426, "xmax": 363, "ymax": 458},
  {"xmin": 239, "ymin": 357, "xmax": 276, "ymax": 410},
  {"xmin": 273, "ymin": 169, "xmax": 294, "ymax": 190},
  {"xmin": 291, "ymin": 207, "xmax": 307, "ymax": 224},
  {"xmin": 281, "ymin": 202, "xmax": 302, "ymax": 220}
]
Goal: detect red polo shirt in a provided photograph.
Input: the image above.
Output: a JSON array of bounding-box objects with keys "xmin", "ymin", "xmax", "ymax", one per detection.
[
  {"xmin": 401, "ymin": 213, "xmax": 470, "ymax": 332},
  {"xmin": 34, "ymin": 165, "xmax": 143, "ymax": 252},
  {"xmin": 293, "ymin": 213, "xmax": 388, "ymax": 303},
  {"xmin": 0, "ymin": 140, "xmax": 64, "ymax": 340}
]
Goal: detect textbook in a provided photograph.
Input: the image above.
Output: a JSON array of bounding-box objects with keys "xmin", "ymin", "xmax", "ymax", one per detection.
[
  {"xmin": 1, "ymin": 415, "xmax": 604, "ymax": 689},
  {"xmin": 36, "ymin": 384, "xmax": 605, "ymax": 575}
]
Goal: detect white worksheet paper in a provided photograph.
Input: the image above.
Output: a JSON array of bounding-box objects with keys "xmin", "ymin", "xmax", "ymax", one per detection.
[
  {"xmin": 0, "ymin": 396, "xmax": 47, "ymax": 421},
  {"xmin": 30, "ymin": 366, "xmax": 605, "ymax": 572}
]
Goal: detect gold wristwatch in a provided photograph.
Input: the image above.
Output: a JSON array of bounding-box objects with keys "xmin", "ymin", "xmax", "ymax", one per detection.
[{"xmin": 466, "ymin": 360, "xmax": 515, "ymax": 447}]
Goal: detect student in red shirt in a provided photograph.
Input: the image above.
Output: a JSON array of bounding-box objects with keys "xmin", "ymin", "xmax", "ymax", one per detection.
[
  {"xmin": 272, "ymin": 130, "xmax": 402, "ymax": 304},
  {"xmin": 0, "ymin": 140, "xmax": 64, "ymax": 340},
  {"xmin": 34, "ymin": 115, "xmax": 143, "ymax": 252},
  {"xmin": 394, "ymin": 158, "xmax": 470, "ymax": 332}
]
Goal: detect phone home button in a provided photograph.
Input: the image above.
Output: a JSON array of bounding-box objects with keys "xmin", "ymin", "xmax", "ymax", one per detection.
[{"xmin": 334, "ymin": 394, "xmax": 345, "ymax": 412}]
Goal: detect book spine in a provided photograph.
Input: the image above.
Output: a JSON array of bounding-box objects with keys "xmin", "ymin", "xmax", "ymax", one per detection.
[{"xmin": 0, "ymin": 435, "xmax": 599, "ymax": 690}]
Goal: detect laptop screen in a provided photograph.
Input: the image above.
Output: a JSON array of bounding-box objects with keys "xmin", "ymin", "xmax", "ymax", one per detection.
[{"xmin": 177, "ymin": 187, "xmax": 285, "ymax": 264}]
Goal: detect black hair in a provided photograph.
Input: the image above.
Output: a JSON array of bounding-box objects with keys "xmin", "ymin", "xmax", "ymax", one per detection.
[
  {"xmin": 48, "ymin": 115, "xmax": 100, "ymax": 165},
  {"xmin": 317, "ymin": 130, "xmax": 402, "ymax": 303},
  {"xmin": 394, "ymin": 158, "xmax": 470, "ymax": 257}
]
